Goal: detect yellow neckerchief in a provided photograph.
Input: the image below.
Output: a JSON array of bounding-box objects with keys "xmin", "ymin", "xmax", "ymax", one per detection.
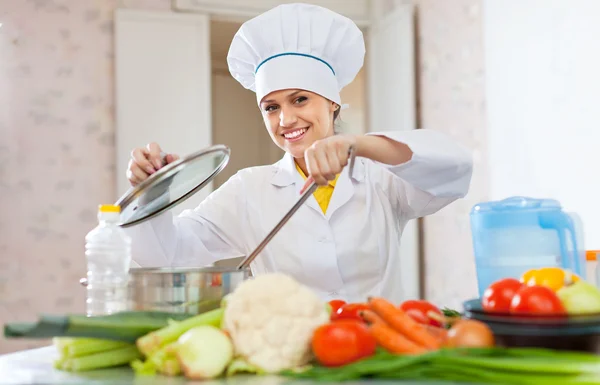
[{"xmin": 295, "ymin": 163, "xmax": 340, "ymax": 214}]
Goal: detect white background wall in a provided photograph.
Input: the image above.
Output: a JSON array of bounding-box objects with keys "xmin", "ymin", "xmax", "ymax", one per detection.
[{"xmin": 483, "ymin": 0, "xmax": 600, "ymax": 249}]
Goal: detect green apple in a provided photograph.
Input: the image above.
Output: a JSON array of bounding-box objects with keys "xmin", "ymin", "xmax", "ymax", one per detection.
[{"xmin": 557, "ymin": 280, "xmax": 600, "ymax": 315}]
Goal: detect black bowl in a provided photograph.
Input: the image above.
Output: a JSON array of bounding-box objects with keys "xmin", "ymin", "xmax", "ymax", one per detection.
[{"xmin": 462, "ymin": 298, "xmax": 600, "ymax": 353}]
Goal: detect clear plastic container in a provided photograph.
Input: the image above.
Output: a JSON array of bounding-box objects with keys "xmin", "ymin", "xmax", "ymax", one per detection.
[
  {"xmin": 85, "ymin": 204, "xmax": 132, "ymax": 316},
  {"xmin": 470, "ymin": 196, "xmax": 585, "ymax": 297}
]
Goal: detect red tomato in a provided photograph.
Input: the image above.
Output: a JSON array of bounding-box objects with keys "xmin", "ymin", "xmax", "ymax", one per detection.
[
  {"xmin": 510, "ymin": 285, "xmax": 566, "ymax": 315},
  {"xmin": 332, "ymin": 303, "xmax": 370, "ymax": 322},
  {"xmin": 400, "ymin": 300, "xmax": 443, "ymax": 327},
  {"xmin": 482, "ymin": 278, "xmax": 524, "ymax": 313},
  {"xmin": 312, "ymin": 319, "xmax": 377, "ymax": 367},
  {"xmin": 328, "ymin": 300, "xmax": 347, "ymax": 317}
]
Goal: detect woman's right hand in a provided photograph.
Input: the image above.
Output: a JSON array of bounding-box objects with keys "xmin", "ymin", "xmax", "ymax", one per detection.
[{"xmin": 126, "ymin": 142, "xmax": 180, "ymax": 186}]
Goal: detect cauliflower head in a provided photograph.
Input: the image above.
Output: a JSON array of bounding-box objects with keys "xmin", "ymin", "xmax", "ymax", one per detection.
[{"xmin": 222, "ymin": 273, "xmax": 329, "ymax": 373}]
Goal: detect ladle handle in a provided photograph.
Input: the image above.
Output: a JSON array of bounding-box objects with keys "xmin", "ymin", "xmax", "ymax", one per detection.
[
  {"xmin": 237, "ymin": 180, "xmax": 318, "ymax": 270},
  {"xmin": 236, "ymin": 146, "xmax": 356, "ymax": 271}
]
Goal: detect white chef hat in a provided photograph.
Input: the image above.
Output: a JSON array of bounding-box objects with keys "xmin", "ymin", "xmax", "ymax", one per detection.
[{"xmin": 227, "ymin": 3, "xmax": 365, "ymax": 106}]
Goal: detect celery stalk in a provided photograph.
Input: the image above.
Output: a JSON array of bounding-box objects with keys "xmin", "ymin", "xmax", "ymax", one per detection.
[
  {"xmin": 54, "ymin": 337, "xmax": 130, "ymax": 358},
  {"xmin": 131, "ymin": 359, "xmax": 157, "ymax": 376},
  {"xmin": 148, "ymin": 342, "xmax": 181, "ymax": 376},
  {"xmin": 61, "ymin": 359, "xmax": 73, "ymax": 371},
  {"xmin": 136, "ymin": 308, "xmax": 224, "ymax": 357},
  {"xmin": 131, "ymin": 341, "xmax": 181, "ymax": 376},
  {"xmin": 61, "ymin": 345, "xmax": 142, "ymax": 372},
  {"xmin": 52, "ymin": 337, "xmax": 71, "ymax": 357},
  {"xmin": 66, "ymin": 339, "xmax": 129, "ymax": 358},
  {"xmin": 53, "ymin": 357, "xmax": 66, "ymax": 370}
]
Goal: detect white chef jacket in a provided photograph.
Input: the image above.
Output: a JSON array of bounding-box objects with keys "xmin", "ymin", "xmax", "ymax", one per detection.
[{"xmin": 125, "ymin": 129, "xmax": 473, "ymax": 304}]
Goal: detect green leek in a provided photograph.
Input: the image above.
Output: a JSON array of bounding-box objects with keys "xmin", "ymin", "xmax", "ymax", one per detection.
[
  {"xmin": 5, "ymin": 311, "xmax": 195, "ymax": 343},
  {"xmin": 282, "ymin": 347, "xmax": 600, "ymax": 384}
]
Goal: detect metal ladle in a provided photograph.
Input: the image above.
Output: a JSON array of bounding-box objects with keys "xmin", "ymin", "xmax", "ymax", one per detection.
[{"xmin": 236, "ymin": 146, "xmax": 356, "ymax": 270}]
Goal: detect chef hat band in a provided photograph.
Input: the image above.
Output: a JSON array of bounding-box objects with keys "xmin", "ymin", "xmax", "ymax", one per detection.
[
  {"xmin": 254, "ymin": 53, "xmax": 341, "ymax": 105},
  {"xmin": 227, "ymin": 3, "xmax": 365, "ymax": 107},
  {"xmin": 255, "ymin": 53, "xmax": 335, "ymax": 75}
]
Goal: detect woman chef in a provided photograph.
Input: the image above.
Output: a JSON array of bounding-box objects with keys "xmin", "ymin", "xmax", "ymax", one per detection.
[{"xmin": 124, "ymin": 3, "xmax": 473, "ymax": 304}]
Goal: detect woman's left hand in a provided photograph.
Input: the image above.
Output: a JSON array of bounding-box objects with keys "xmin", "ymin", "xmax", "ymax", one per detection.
[{"xmin": 302, "ymin": 134, "xmax": 358, "ymax": 191}]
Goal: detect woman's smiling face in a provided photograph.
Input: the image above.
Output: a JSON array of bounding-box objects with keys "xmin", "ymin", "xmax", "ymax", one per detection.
[{"xmin": 260, "ymin": 89, "xmax": 338, "ymax": 159}]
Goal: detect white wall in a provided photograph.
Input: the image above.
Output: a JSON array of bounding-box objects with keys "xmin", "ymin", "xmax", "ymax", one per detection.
[{"xmin": 483, "ymin": 0, "xmax": 600, "ymax": 249}]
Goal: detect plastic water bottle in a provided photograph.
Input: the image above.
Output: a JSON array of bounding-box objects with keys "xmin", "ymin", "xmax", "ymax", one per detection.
[{"xmin": 85, "ymin": 204, "xmax": 132, "ymax": 316}]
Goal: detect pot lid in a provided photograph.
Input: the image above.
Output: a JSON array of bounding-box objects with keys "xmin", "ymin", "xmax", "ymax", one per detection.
[{"xmin": 115, "ymin": 144, "xmax": 230, "ymax": 227}]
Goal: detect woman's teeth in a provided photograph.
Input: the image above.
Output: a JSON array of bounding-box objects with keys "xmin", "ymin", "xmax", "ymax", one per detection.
[{"xmin": 283, "ymin": 128, "xmax": 307, "ymax": 139}]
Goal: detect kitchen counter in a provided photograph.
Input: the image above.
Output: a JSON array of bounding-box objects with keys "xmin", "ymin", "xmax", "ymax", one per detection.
[{"xmin": 0, "ymin": 346, "xmax": 474, "ymax": 385}]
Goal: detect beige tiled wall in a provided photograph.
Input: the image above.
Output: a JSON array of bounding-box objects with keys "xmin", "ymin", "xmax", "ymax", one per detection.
[
  {"xmin": 0, "ymin": 0, "xmax": 486, "ymax": 353},
  {"xmin": 0, "ymin": 0, "xmax": 172, "ymax": 354}
]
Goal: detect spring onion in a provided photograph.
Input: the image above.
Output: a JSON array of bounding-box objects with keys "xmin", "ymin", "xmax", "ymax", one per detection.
[{"xmin": 282, "ymin": 347, "xmax": 600, "ymax": 384}]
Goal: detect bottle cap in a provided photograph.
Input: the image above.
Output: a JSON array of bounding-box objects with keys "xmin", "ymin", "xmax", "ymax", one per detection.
[
  {"xmin": 586, "ymin": 250, "xmax": 600, "ymax": 261},
  {"xmin": 99, "ymin": 204, "xmax": 121, "ymax": 213}
]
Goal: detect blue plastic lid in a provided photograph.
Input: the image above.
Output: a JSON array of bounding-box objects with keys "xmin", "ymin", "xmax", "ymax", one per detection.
[{"xmin": 471, "ymin": 196, "xmax": 562, "ymax": 215}]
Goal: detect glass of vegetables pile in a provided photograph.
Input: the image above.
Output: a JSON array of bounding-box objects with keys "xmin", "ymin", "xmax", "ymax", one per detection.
[{"xmin": 9, "ymin": 270, "xmax": 600, "ymax": 384}]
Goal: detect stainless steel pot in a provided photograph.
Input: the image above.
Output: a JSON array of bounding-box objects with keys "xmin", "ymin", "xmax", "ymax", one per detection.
[
  {"xmin": 127, "ymin": 266, "xmax": 251, "ymax": 314},
  {"xmin": 80, "ymin": 265, "xmax": 251, "ymax": 314}
]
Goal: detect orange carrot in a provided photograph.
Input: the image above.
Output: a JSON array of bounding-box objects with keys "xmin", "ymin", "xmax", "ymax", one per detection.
[
  {"xmin": 362, "ymin": 309, "xmax": 445, "ymax": 341},
  {"xmin": 359, "ymin": 309, "xmax": 386, "ymax": 325},
  {"xmin": 368, "ymin": 297, "xmax": 441, "ymax": 350},
  {"xmin": 367, "ymin": 321, "xmax": 428, "ymax": 355}
]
